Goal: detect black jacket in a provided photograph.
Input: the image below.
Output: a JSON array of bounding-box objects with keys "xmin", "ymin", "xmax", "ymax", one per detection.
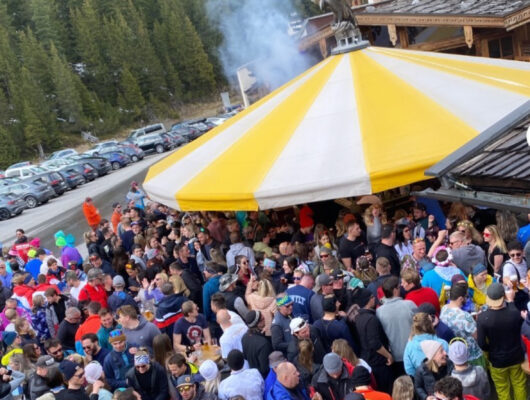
[
  {"xmin": 414, "ymin": 360, "xmax": 454, "ymax": 400},
  {"xmin": 287, "ymin": 326, "xmax": 326, "ymax": 365},
  {"xmin": 311, "ymin": 365, "xmax": 355, "ymax": 400},
  {"xmin": 373, "ymin": 242, "xmax": 400, "ymax": 277},
  {"xmin": 354, "ymin": 308, "xmax": 389, "ymax": 367},
  {"xmin": 181, "ymin": 269, "xmax": 203, "ymax": 308},
  {"xmin": 126, "ymin": 361, "xmax": 169, "ymax": 400},
  {"xmin": 242, "ymin": 329, "xmax": 274, "ymax": 378}
]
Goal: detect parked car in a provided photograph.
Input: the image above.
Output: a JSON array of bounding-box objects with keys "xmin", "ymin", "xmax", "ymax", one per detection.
[
  {"xmin": 7, "ymin": 161, "xmax": 31, "ymax": 169},
  {"xmin": 98, "ymin": 149, "xmax": 131, "ymax": 169},
  {"xmin": 22, "ymin": 172, "xmax": 69, "ymax": 196},
  {"xmin": 128, "ymin": 123, "xmax": 166, "ymax": 140},
  {"xmin": 206, "ymin": 116, "xmax": 229, "ymax": 126},
  {"xmin": 69, "ymin": 155, "xmax": 112, "ymax": 177},
  {"xmin": 48, "ymin": 148, "xmax": 78, "ymax": 159},
  {"xmin": 84, "ymin": 141, "xmax": 119, "ymax": 156},
  {"xmin": 0, "ymin": 180, "xmax": 55, "ymax": 208},
  {"xmin": 117, "ymin": 143, "xmax": 144, "ymax": 162},
  {"xmin": 5, "ymin": 165, "xmax": 48, "ymax": 179},
  {"xmin": 0, "ymin": 192, "xmax": 26, "ymax": 220},
  {"xmin": 165, "ymin": 130, "xmax": 190, "ymax": 147},
  {"xmin": 42, "ymin": 159, "xmax": 98, "ymax": 181},
  {"xmin": 0, "ymin": 171, "xmax": 5, "ymax": 179},
  {"xmin": 169, "ymin": 125, "xmax": 201, "ymax": 141},
  {"xmin": 57, "ymin": 167, "xmax": 85, "ymax": 189},
  {"xmin": 135, "ymin": 133, "xmax": 171, "ymax": 154}
]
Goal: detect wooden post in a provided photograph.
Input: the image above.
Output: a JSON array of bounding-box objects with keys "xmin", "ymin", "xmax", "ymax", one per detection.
[
  {"xmin": 398, "ymin": 27, "xmax": 409, "ymax": 48},
  {"xmin": 319, "ymin": 38, "xmax": 328, "ymax": 59},
  {"xmin": 388, "ymin": 24, "xmax": 397, "ymax": 46},
  {"xmin": 464, "ymin": 26, "xmax": 474, "ymax": 48}
]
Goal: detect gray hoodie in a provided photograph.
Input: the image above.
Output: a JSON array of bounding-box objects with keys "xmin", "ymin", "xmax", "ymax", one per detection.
[
  {"xmin": 452, "ymin": 245, "xmax": 485, "ymax": 275},
  {"xmin": 122, "ymin": 317, "xmax": 161, "ymax": 352},
  {"xmin": 451, "ymin": 365, "xmax": 490, "ymax": 400}
]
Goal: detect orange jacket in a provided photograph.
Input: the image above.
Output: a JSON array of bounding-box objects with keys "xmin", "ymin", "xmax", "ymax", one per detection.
[
  {"xmin": 111, "ymin": 210, "xmax": 122, "ymax": 233},
  {"xmin": 75, "ymin": 314, "xmax": 102, "ymax": 341},
  {"xmin": 83, "ymin": 202, "xmax": 101, "ymax": 227}
]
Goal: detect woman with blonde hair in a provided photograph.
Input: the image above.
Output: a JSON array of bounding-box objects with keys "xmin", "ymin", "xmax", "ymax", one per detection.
[
  {"xmin": 392, "ymin": 375, "xmax": 414, "ymax": 400},
  {"xmin": 331, "ymin": 339, "xmax": 371, "ymax": 372},
  {"xmin": 363, "ymin": 204, "xmax": 386, "ymax": 245},
  {"xmin": 245, "ymin": 276, "xmax": 276, "ymax": 335},
  {"xmin": 403, "ymin": 312, "xmax": 449, "ymax": 376},
  {"xmin": 293, "ymin": 339, "xmax": 319, "ymax": 390},
  {"xmin": 483, "ymin": 225, "xmax": 507, "ymax": 274},
  {"xmin": 456, "ymin": 220, "xmax": 482, "ymax": 245}
]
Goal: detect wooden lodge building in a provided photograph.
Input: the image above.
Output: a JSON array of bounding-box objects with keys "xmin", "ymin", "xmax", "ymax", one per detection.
[{"xmin": 298, "ymin": 0, "xmax": 530, "ymax": 61}]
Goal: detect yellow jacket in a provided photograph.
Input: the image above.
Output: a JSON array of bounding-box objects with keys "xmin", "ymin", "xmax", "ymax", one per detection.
[
  {"xmin": 1, "ymin": 348, "xmax": 22, "ymax": 366},
  {"xmin": 468, "ymin": 273, "xmax": 493, "ymax": 308}
]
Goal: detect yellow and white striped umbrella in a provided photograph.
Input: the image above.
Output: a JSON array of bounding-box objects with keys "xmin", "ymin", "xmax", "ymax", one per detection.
[{"xmin": 144, "ymin": 47, "xmax": 530, "ymax": 211}]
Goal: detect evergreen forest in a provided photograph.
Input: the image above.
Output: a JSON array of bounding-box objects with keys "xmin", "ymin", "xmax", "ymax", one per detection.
[{"xmin": 0, "ymin": 0, "xmax": 319, "ymax": 167}]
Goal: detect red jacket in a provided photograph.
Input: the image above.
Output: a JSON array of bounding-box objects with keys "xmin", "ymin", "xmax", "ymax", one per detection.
[
  {"xmin": 405, "ymin": 287, "xmax": 441, "ymax": 315},
  {"xmin": 78, "ymin": 283, "xmax": 108, "ymax": 308},
  {"xmin": 75, "ymin": 314, "xmax": 102, "ymax": 341},
  {"xmin": 13, "ymin": 285, "xmax": 35, "ymax": 308}
]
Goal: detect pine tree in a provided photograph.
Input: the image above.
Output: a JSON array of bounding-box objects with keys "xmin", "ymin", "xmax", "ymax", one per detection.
[
  {"xmin": 29, "ymin": 0, "xmax": 62, "ymax": 51},
  {"xmin": 0, "ymin": 126, "xmax": 19, "ymax": 168},
  {"xmin": 117, "ymin": 65, "xmax": 145, "ymax": 120},
  {"xmin": 49, "ymin": 43, "xmax": 83, "ymax": 128}
]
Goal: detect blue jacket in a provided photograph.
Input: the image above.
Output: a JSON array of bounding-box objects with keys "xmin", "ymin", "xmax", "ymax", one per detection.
[
  {"xmin": 286, "ymin": 285, "xmax": 313, "ymax": 322},
  {"xmin": 267, "ymin": 380, "xmax": 309, "ymax": 400},
  {"xmin": 403, "ymin": 333, "xmax": 449, "ymax": 376},
  {"xmin": 103, "ymin": 349, "xmax": 134, "ymax": 390},
  {"xmin": 264, "ymin": 369, "xmax": 277, "ymax": 400},
  {"xmin": 107, "ymin": 291, "xmax": 137, "ymax": 313},
  {"xmin": 203, "ymin": 275, "xmax": 221, "ymax": 321}
]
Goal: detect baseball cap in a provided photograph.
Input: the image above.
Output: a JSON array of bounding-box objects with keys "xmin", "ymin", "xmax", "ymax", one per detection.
[
  {"xmin": 486, "ymin": 282, "xmax": 505, "ymax": 307},
  {"xmin": 60, "ymin": 360, "xmax": 82, "ymax": 381},
  {"xmin": 36, "ymin": 355, "xmax": 57, "ymax": 368},
  {"xmin": 289, "ymin": 317, "xmax": 307, "ymax": 334},
  {"xmin": 177, "ymin": 375, "xmax": 194, "ymax": 388}
]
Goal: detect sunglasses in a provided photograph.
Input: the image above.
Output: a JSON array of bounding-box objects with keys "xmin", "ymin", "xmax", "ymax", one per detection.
[
  {"xmin": 510, "ymin": 252, "xmax": 522, "ymax": 258},
  {"xmin": 293, "ymin": 277, "xmax": 301, "ymax": 281},
  {"xmin": 483, "ymin": 232, "xmax": 491, "ymax": 237},
  {"xmin": 50, "ymin": 347, "xmax": 63, "ymax": 355},
  {"xmin": 320, "ymin": 254, "xmax": 329, "ymax": 259},
  {"xmin": 74, "ymin": 371, "xmax": 84, "ymax": 379},
  {"xmin": 89, "ymin": 257, "xmax": 98, "ymax": 261},
  {"xmin": 178, "ymin": 385, "xmax": 193, "ymax": 393},
  {"xmin": 135, "ymin": 364, "xmax": 149, "ymax": 370}
]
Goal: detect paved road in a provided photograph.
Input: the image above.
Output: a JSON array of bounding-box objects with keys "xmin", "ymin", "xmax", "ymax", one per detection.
[{"xmin": 0, "ymin": 152, "xmax": 169, "ymax": 253}]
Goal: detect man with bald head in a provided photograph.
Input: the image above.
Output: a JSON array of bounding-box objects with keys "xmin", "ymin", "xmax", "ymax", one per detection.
[
  {"xmin": 266, "ymin": 362, "xmax": 309, "ymax": 400},
  {"xmin": 218, "ymin": 309, "xmax": 248, "ymax": 359}
]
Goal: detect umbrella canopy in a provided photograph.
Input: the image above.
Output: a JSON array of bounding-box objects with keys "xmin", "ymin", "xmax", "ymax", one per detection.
[{"xmin": 144, "ymin": 47, "xmax": 530, "ymax": 211}]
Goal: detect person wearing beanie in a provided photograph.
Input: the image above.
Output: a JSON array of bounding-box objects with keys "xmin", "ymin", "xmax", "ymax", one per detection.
[
  {"xmin": 351, "ymin": 365, "xmax": 391, "ymax": 400},
  {"xmin": 270, "ymin": 294, "xmax": 294, "ymax": 354},
  {"xmin": 102, "ymin": 329, "xmax": 133, "ymax": 390},
  {"xmin": 242, "ymin": 310, "xmax": 273, "ymax": 379},
  {"xmin": 440, "ymin": 283, "xmax": 484, "ymax": 367},
  {"xmin": 467, "ymin": 263, "xmax": 493, "ymax": 309},
  {"xmin": 218, "ymin": 350, "xmax": 264, "ymax": 400},
  {"xmin": 311, "ymin": 353, "xmax": 355, "ymax": 400},
  {"xmin": 449, "ymin": 339, "xmax": 490, "ymax": 400},
  {"xmin": 353, "ymin": 288, "xmax": 393, "ymax": 394},
  {"xmin": 198, "ymin": 360, "xmax": 219, "ymax": 395},
  {"xmin": 56, "ymin": 359, "xmax": 103, "ymax": 400},
  {"xmin": 125, "ymin": 350, "xmax": 168, "ymax": 400},
  {"xmin": 477, "ymin": 282, "xmax": 526, "ymax": 400},
  {"xmin": 414, "ymin": 340, "xmax": 453, "ymax": 400},
  {"xmin": 106, "ymin": 276, "xmax": 137, "ymax": 313},
  {"xmin": 267, "ymin": 361, "xmax": 310, "ymax": 400},
  {"xmin": 84, "ymin": 361, "xmax": 113, "ymax": 400}
]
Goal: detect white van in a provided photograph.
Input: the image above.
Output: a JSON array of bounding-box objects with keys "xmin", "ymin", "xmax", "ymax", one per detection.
[
  {"xmin": 5, "ymin": 165, "xmax": 49, "ymax": 179},
  {"xmin": 128, "ymin": 123, "xmax": 166, "ymax": 140}
]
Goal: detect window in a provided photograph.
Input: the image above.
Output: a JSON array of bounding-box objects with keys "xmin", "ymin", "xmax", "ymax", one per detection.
[{"xmin": 488, "ymin": 36, "xmax": 513, "ymax": 59}]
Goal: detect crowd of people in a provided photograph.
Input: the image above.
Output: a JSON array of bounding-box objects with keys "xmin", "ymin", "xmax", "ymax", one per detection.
[{"xmin": 0, "ymin": 185, "xmax": 530, "ymax": 400}]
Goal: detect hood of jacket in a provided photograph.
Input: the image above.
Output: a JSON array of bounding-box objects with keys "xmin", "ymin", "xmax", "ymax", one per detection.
[
  {"xmin": 229, "ymin": 243, "xmax": 246, "ymax": 252},
  {"xmin": 156, "ymin": 294, "xmax": 185, "ymax": 317},
  {"xmin": 452, "ymin": 365, "xmax": 478, "ymax": 387}
]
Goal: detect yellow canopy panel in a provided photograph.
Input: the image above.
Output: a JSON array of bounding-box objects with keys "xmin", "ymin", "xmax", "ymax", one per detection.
[{"xmin": 144, "ymin": 47, "xmax": 530, "ymax": 211}]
